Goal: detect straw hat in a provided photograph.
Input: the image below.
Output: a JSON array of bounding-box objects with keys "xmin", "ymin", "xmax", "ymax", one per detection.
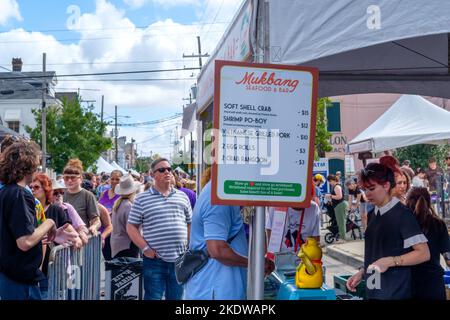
[
  {"xmin": 115, "ymin": 174, "xmax": 141, "ymax": 195},
  {"xmin": 51, "ymin": 179, "xmax": 66, "ymax": 190}
]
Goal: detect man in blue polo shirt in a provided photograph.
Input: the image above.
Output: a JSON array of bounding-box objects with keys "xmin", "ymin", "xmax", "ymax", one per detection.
[
  {"xmin": 127, "ymin": 158, "xmax": 192, "ymax": 300},
  {"xmin": 184, "ymin": 181, "xmax": 275, "ymax": 300}
]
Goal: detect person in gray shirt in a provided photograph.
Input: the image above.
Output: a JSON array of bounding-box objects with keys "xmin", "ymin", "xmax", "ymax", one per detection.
[{"xmin": 62, "ymin": 159, "xmax": 100, "ymax": 235}]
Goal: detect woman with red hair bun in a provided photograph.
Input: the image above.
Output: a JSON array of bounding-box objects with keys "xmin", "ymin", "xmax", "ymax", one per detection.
[
  {"xmin": 346, "ymin": 157, "xmax": 430, "ymax": 300},
  {"xmin": 379, "ymin": 156, "xmax": 410, "ymax": 204},
  {"xmin": 30, "ymin": 173, "xmax": 82, "ymax": 299}
]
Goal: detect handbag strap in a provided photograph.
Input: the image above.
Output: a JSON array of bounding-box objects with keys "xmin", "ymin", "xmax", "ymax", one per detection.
[
  {"xmin": 294, "ymin": 209, "xmax": 306, "ymax": 253},
  {"xmin": 203, "ymin": 226, "xmax": 242, "ymax": 257},
  {"xmin": 227, "ymin": 227, "xmax": 241, "ymax": 244}
]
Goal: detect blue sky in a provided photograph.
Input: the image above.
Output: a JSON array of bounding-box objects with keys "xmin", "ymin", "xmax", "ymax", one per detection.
[
  {"xmin": 2, "ymin": 0, "xmax": 199, "ymax": 43},
  {"xmin": 0, "ymin": 0, "xmax": 244, "ymax": 158}
]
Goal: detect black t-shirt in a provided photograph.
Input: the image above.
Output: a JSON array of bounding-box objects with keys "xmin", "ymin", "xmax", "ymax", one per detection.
[
  {"xmin": 412, "ymin": 219, "xmax": 450, "ymax": 299},
  {"xmin": 348, "ymin": 187, "xmax": 366, "ymax": 203},
  {"xmin": 364, "ymin": 201, "xmax": 424, "ymax": 300},
  {"xmin": 331, "ymin": 184, "xmax": 344, "ymax": 207},
  {"xmin": 0, "ymin": 184, "xmax": 44, "ymax": 284},
  {"xmin": 41, "ymin": 204, "xmax": 71, "ymax": 276}
]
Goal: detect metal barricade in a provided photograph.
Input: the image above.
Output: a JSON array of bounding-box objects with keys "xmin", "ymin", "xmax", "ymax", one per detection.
[{"xmin": 47, "ymin": 235, "xmax": 102, "ymax": 300}]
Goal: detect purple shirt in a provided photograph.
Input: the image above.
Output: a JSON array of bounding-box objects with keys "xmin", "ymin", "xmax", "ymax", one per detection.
[
  {"xmin": 99, "ymin": 191, "xmax": 120, "ymax": 213},
  {"xmin": 180, "ymin": 187, "xmax": 196, "ymax": 209}
]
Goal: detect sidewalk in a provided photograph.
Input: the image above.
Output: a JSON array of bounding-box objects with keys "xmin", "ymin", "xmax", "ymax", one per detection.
[{"xmin": 324, "ymin": 240, "xmax": 364, "ymax": 269}]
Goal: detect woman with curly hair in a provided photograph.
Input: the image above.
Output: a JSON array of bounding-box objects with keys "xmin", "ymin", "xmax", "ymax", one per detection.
[
  {"xmin": 0, "ymin": 141, "xmax": 77, "ymax": 300},
  {"xmin": 63, "ymin": 159, "xmax": 101, "ymax": 235}
]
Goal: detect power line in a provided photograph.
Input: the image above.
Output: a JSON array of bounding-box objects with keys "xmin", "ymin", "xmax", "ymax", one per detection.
[
  {"xmin": 56, "ymin": 78, "xmax": 195, "ymax": 82},
  {"xmin": 0, "ymin": 21, "xmax": 231, "ymax": 34},
  {"xmin": 0, "ymin": 59, "xmax": 195, "ymax": 66},
  {"xmin": 116, "ymin": 114, "xmax": 182, "ymax": 127},
  {"xmin": 202, "ymin": 0, "xmax": 225, "ymax": 43},
  {"xmin": 55, "ymin": 88, "xmax": 101, "ymax": 91},
  {"xmin": 135, "ymin": 128, "xmax": 174, "ymax": 144},
  {"xmin": 0, "ymin": 30, "xmax": 225, "ymax": 44},
  {"xmin": 0, "ymin": 67, "xmax": 201, "ymax": 80}
]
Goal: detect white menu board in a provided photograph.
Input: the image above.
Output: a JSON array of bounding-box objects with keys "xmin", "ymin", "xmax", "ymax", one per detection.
[{"xmin": 211, "ymin": 61, "xmax": 318, "ymax": 207}]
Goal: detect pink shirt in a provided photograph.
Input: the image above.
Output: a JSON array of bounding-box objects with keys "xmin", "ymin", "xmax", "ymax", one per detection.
[{"xmin": 59, "ymin": 202, "xmax": 85, "ymax": 229}]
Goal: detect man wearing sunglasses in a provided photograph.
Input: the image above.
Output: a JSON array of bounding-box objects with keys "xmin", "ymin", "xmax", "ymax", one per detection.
[{"xmin": 127, "ymin": 158, "xmax": 192, "ymax": 300}]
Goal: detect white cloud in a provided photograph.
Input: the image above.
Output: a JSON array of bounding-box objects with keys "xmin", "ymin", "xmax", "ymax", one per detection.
[
  {"xmin": 0, "ymin": 0, "xmax": 22, "ymax": 25},
  {"xmin": 124, "ymin": 0, "xmax": 198, "ymax": 9},
  {"xmin": 0, "ymin": 0, "xmax": 244, "ymax": 156}
]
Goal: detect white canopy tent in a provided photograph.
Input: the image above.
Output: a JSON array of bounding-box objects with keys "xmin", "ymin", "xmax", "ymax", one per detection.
[
  {"xmin": 110, "ymin": 161, "xmax": 127, "ymax": 174},
  {"xmin": 348, "ymin": 95, "xmax": 450, "ymax": 154},
  {"xmin": 92, "ymin": 157, "xmax": 116, "ymax": 174},
  {"xmin": 129, "ymin": 168, "xmax": 140, "ymax": 177}
]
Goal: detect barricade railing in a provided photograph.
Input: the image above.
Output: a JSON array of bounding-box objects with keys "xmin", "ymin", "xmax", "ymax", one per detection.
[{"xmin": 47, "ymin": 234, "xmax": 102, "ymax": 300}]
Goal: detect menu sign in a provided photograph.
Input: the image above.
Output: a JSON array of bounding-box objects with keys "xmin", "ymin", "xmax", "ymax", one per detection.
[{"xmin": 211, "ymin": 60, "xmax": 318, "ymax": 207}]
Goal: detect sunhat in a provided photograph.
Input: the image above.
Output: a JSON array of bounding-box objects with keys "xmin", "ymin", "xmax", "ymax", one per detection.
[
  {"xmin": 51, "ymin": 179, "xmax": 67, "ymax": 190},
  {"xmin": 115, "ymin": 174, "xmax": 141, "ymax": 195}
]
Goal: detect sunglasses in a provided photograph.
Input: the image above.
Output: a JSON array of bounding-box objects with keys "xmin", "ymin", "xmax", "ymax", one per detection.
[
  {"xmin": 361, "ymin": 168, "xmax": 375, "ymax": 177},
  {"xmin": 53, "ymin": 190, "xmax": 65, "ymax": 196},
  {"xmin": 64, "ymin": 175, "xmax": 80, "ymax": 181},
  {"xmin": 30, "ymin": 185, "xmax": 41, "ymax": 191},
  {"xmin": 154, "ymin": 167, "xmax": 172, "ymax": 174}
]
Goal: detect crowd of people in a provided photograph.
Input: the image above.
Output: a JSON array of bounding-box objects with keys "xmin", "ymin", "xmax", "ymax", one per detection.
[
  {"xmin": 0, "ymin": 135, "xmax": 199, "ymax": 301},
  {"xmin": 344, "ymin": 155, "xmax": 450, "ymax": 300},
  {"xmin": 0, "ymin": 133, "xmax": 449, "ymax": 301}
]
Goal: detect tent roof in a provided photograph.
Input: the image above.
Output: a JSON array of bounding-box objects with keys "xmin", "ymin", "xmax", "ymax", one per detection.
[
  {"xmin": 267, "ymin": 0, "xmax": 450, "ymax": 98},
  {"xmin": 348, "ymin": 95, "xmax": 450, "ymax": 153},
  {"xmin": 111, "ymin": 161, "xmax": 127, "ymax": 174},
  {"xmin": 92, "ymin": 157, "xmax": 116, "ymax": 174}
]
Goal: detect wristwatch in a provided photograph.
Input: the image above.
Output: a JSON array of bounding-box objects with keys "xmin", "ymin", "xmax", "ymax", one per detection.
[
  {"xmin": 393, "ymin": 256, "xmax": 401, "ymax": 266},
  {"xmin": 142, "ymin": 245, "xmax": 151, "ymax": 253}
]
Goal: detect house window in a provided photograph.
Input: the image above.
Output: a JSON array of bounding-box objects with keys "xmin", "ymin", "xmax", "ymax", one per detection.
[
  {"xmin": 326, "ymin": 102, "xmax": 341, "ymax": 132},
  {"xmin": 7, "ymin": 121, "xmax": 20, "ymax": 133}
]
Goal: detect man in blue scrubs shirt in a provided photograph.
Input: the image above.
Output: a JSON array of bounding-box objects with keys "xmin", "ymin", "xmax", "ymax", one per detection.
[{"xmin": 184, "ymin": 182, "xmax": 249, "ymax": 299}]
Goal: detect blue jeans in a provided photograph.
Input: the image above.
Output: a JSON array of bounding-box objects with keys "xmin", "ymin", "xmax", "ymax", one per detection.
[
  {"xmin": 143, "ymin": 257, "xmax": 183, "ymax": 300},
  {"xmin": 0, "ymin": 272, "xmax": 42, "ymax": 300},
  {"xmin": 39, "ymin": 278, "xmax": 48, "ymax": 300}
]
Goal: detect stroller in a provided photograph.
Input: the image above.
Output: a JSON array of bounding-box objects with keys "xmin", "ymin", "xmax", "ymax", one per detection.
[{"xmin": 324, "ymin": 208, "xmax": 363, "ymax": 244}]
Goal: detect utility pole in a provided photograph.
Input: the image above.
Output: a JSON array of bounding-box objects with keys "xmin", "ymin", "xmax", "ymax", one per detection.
[
  {"xmin": 182, "ymin": 94, "xmax": 194, "ymax": 177},
  {"xmin": 183, "ymin": 36, "xmax": 208, "ymax": 178},
  {"xmin": 183, "ymin": 36, "xmax": 209, "ymax": 67},
  {"xmin": 115, "ymin": 105, "xmax": 118, "ymax": 163},
  {"xmin": 101, "ymin": 95, "xmax": 104, "ymax": 125},
  {"xmin": 131, "ymin": 138, "xmax": 135, "ymax": 169},
  {"xmin": 41, "ymin": 53, "xmax": 47, "ymax": 171}
]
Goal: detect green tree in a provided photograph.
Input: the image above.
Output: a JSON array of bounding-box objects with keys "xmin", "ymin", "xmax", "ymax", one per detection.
[
  {"xmin": 26, "ymin": 97, "xmax": 112, "ymax": 173},
  {"xmin": 315, "ymin": 98, "xmax": 333, "ymax": 159},
  {"xmin": 135, "ymin": 153, "xmax": 162, "ymax": 173},
  {"xmin": 394, "ymin": 144, "xmax": 450, "ymax": 171}
]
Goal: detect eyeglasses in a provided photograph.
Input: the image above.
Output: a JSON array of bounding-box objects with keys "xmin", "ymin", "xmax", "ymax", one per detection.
[
  {"xmin": 361, "ymin": 168, "xmax": 375, "ymax": 177},
  {"xmin": 154, "ymin": 167, "xmax": 172, "ymax": 174},
  {"xmin": 53, "ymin": 190, "xmax": 65, "ymax": 196},
  {"xmin": 30, "ymin": 185, "xmax": 41, "ymax": 191},
  {"xmin": 64, "ymin": 175, "xmax": 80, "ymax": 181}
]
